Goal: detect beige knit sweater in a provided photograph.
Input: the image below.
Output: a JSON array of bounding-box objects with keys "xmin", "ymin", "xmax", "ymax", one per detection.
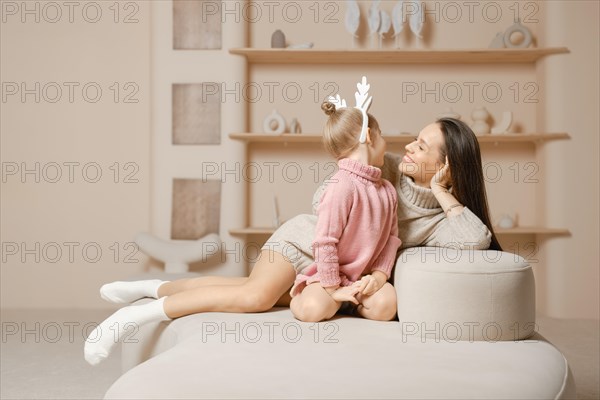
[{"xmin": 312, "ymin": 153, "xmax": 492, "ymax": 250}]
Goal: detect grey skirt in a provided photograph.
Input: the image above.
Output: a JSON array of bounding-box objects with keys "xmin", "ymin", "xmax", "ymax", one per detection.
[{"xmin": 260, "ymin": 214, "xmax": 317, "ymax": 274}]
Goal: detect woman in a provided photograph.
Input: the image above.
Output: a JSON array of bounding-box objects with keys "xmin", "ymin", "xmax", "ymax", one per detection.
[{"xmin": 84, "ymin": 117, "xmax": 501, "ymax": 365}]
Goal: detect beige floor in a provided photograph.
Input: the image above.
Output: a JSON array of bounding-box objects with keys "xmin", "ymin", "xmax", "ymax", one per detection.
[{"xmin": 1, "ymin": 309, "xmax": 598, "ymax": 400}]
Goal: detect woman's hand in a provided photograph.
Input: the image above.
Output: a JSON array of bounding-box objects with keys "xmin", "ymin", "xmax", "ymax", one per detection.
[
  {"xmin": 430, "ymin": 156, "xmax": 452, "ymax": 193},
  {"xmin": 355, "ymin": 271, "xmax": 387, "ymax": 296}
]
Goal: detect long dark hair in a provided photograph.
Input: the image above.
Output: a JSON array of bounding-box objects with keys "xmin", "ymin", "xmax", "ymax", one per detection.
[{"xmin": 436, "ymin": 118, "xmax": 502, "ymax": 251}]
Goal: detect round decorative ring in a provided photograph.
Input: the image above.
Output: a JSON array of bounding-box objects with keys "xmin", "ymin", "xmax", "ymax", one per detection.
[
  {"xmin": 503, "ymin": 21, "xmax": 532, "ymax": 49},
  {"xmin": 263, "ymin": 110, "xmax": 286, "ymax": 134}
]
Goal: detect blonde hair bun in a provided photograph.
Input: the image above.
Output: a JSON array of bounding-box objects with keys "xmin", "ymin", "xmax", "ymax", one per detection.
[{"xmin": 321, "ymin": 102, "xmax": 336, "ymax": 116}]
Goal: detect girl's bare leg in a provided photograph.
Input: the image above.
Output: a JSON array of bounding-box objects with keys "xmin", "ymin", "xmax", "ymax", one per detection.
[
  {"xmin": 85, "ymin": 250, "xmax": 296, "ymax": 365},
  {"xmin": 163, "ymin": 250, "xmax": 296, "ymax": 318},
  {"xmin": 355, "ymin": 282, "xmax": 397, "ymax": 321},
  {"xmin": 290, "ymin": 283, "xmax": 342, "ymax": 322},
  {"xmin": 158, "ymin": 276, "xmax": 248, "ymax": 297}
]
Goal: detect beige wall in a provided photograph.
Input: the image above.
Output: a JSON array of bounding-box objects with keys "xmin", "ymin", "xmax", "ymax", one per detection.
[
  {"xmin": 536, "ymin": 1, "xmax": 600, "ymax": 319},
  {"xmin": 1, "ymin": 1, "xmax": 598, "ymax": 319},
  {"xmin": 1, "ymin": 2, "xmax": 151, "ymax": 308}
]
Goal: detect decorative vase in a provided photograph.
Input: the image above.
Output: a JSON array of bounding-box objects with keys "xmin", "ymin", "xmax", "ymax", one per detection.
[
  {"xmin": 271, "ymin": 30, "xmax": 286, "ymax": 48},
  {"xmin": 471, "ymin": 106, "xmax": 491, "ymax": 135},
  {"xmin": 498, "ymin": 214, "xmax": 516, "ymax": 229},
  {"xmin": 263, "ymin": 110, "xmax": 286, "ymax": 134}
]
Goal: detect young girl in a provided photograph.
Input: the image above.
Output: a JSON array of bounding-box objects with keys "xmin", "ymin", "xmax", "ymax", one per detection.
[{"xmin": 289, "ymin": 83, "xmax": 402, "ymax": 323}]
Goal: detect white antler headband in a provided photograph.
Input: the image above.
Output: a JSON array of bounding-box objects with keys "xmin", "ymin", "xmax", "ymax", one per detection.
[{"xmin": 327, "ymin": 76, "xmax": 373, "ymax": 144}]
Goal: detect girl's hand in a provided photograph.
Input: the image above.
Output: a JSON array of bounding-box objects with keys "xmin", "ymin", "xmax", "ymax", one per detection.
[
  {"xmin": 329, "ymin": 286, "xmax": 360, "ymax": 305},
  {"xmin": 355, "ymin": 272, "xmax": 387, "ymax": 296},
  {"xmin": 324, "ymin": 285, "xmax": 340, "ymax": 295},
  {"xmin": 431, "ymin": 156, "xmax": 452, "ymax": 192}
]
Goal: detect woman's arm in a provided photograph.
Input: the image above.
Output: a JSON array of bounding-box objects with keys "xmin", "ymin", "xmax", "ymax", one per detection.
[
  {"xmin": 428, "ymin": 159, "xmax": 491, "ymax": 249},
  {"xmin": 427, "ymin": 205, "xmax": 492, "ymax": 250}
]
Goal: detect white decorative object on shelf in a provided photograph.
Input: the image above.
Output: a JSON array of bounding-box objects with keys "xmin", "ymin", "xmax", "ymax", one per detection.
[
  {"xmin": 471, "ymin": 106, "xmax": 491, "ymax": 135},
  {"xmin": 498, "ymin": 214, "xmax": 516, "ymax": 229},
  {"xmin": 409, "ymin": 1, "xmax": 424, "ymax": 47},
  {"xmin": 489, "ymin": 32, "xmax": 505, "ymax": 48},
  {"xmin": 345, "ymin": 0, "xmax": 360, "ymax": 48},
  {"xmin": 290, "ymin": 118, "xmax": 302, "ymax": 134},
  {"xmin": 392, "ymin": 0, "xmax": 405, "ymax": 48},
  {"xmin": 504, "ymin": 19, "xmax": 533, "ymax": 48},
  {"xmin": 135, "ymin": 232, "xmax": 221, "ymax": 273},
  {"xmin": 263, "ymin": 110, "xmax": 286, "ymax": 134},
  {"xmin": 287, "ymin": 43, "xmax": 314, "ymax": 49},
  {"xmin": 488, "ymin": 19, "xmax": 533, "ymax": 49},
  {"xmin": 437, "ymin": 108, "xmax": 461, "ymax": 120},
  {"xmin": 271, "ymin": 30, "xmax": 286, "ymax": 48},
  {"xmin": 378, "ymin": 8, "xmax": 392, "ymax": 48},
  {"xmin": 491, "ymin": 111, "xmax": 513, "ymax": 134},
  {"xmin": 272, "ymin": 194, "xmax": 281, "ymax": 228},
  {"xmin": 368, "ymin": 0, "xmax": 381, "ymax": 48}
]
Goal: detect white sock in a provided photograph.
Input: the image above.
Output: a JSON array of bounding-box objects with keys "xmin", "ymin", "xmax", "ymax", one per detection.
[
  {"xmin": 84, "ymin": 297, "xmax": 171, "ymax": 366},
  {"xmin": 100, "ymin": 279, "xmax": 168, "ymax": 303}
]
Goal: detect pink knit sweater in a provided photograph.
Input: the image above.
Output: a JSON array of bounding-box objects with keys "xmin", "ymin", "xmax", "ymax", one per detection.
[{"xmin": 290, "ymin": 158, "xmax": 402, "ymax": 297}]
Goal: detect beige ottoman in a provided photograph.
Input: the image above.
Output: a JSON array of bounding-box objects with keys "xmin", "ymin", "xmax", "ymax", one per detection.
[{"xmin": 395, "ymin": 248, "xmax": 535, "ymax": 341}]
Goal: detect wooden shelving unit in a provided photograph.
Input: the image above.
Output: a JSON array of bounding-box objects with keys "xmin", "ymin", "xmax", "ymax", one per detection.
[
  {"xmin": 230, "ymin": 226, "xmax": 570, "ymax": 237},
  {"xmin": 229, "ymin": 46, "xmax": 571, "ymax": 251},
  {"xmin": 229, "ymin": 48, "xmax": 570, "ymax": 65},
  {"xmin": 229, "ymin": 133, "xmax": 570, "ymax": 144}
]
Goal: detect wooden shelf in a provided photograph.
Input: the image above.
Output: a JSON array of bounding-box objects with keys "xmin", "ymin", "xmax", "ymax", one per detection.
[
  {"xmin": 229, "ymin": 48, "xmax": 569, "ymax": 65},
  {"xmin": 231, "ymin": 226, "xmax": 570, "ymax": 237},
  {"xmin": 229, "ymin": 133, "xmax": 570, "ymax": 144},
  {"xmin": 495, "ymin": 227, "xmax": 570, "ymax": 235},
  {"xmin": 229, "ymin": 227, "xmax": 278, "ymax": 236}
]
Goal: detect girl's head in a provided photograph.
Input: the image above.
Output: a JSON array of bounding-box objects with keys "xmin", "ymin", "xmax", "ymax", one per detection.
[
  {"xmin": 400, "ymin": 117, "xmax": 501, "ymax": 250},
  {"xmin": 321, "ymin": 102, "xmax": 386, "ymax": 166}
]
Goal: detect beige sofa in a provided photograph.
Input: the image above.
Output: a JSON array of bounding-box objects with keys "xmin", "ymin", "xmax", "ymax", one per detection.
[{"xmin": 104, "ymin": 248, "xmax": 575, "ymax": 399}]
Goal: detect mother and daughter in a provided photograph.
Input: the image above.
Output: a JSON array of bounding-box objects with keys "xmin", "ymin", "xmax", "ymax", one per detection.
[{"xmin": 84, "ymin": 77, "xmax": 501, "ymax": 365}]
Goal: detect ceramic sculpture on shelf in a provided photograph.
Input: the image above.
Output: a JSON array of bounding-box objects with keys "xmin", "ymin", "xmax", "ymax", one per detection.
[
  {"xmin": 272, "ymin": 194, "xmax": 281, "ymax": 228},
  {"xmin": 409, "ymin": 1, "xmax": 424, "ymax": 47},
  {"xmin": 471, "ymin": 106, "xmax": 491, "ymax": 135},
  {"xmin": 378, "ymin": 8, "xmax": 392, "ymax": 48},
  {"xmin": 263, "ymin": 110, "xmax": 286, "ymax": 135},
  {"xmin": 287, "ymin": 43, "xmax": 314, "ymax": 49},
  {"xmin": 491, "ymin": 111, "xmax": 513, "ymax": 134},
  {"xmin": 345, "ymin": 0, "xmax": 360, "ymax": 48},
  {"xmin": 504, "ymin": 19, "xmax": 533, "ymax": 48},
  {"xmin": 497, "ymin": 214, "xmax": 516, "ymax": 229},
  {"xmin": 135, "ymin": 232, "xmax": 221, "ymax": 274},
  {"xmin": 368, "ymin": 0, "xmax": 381, "ymax": 48},
  {"xmin": 290, "ymin": 118, "xmax": 301, "ymax": 134},
  {"xmin": 271, "ymin": 30, "xmax": 286, "ymax": 48},
  {"xmin": 488, "ymin": 19, "xmax": 533, "ymax": 49},
  {"xmin": 392, "ymin": 0, "xmax": 405, "ymax": 48},
  {"xmin": 489, "ymin": 32, "xmax": 505, "ymax": 48}
]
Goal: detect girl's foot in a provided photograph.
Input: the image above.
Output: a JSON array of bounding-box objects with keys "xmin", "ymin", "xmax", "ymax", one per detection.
[
  {"xmin": 84, "ymin": 297, "xmax": 171, "ymax": 365},
  {"xmin": 100, "ymin": 279, "xmax": 168, "ymax": 303}
]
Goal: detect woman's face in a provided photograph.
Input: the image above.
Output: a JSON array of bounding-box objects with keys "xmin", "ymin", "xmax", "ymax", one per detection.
[{"xmin": 399, "ymin": 122, "xmax": 445, "ymax": 187}]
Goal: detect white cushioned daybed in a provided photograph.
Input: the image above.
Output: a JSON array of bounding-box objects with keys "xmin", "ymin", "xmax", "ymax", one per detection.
[{"xmin": 104, "ymin": 248, "xmax": 575, "ymax": 399}]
